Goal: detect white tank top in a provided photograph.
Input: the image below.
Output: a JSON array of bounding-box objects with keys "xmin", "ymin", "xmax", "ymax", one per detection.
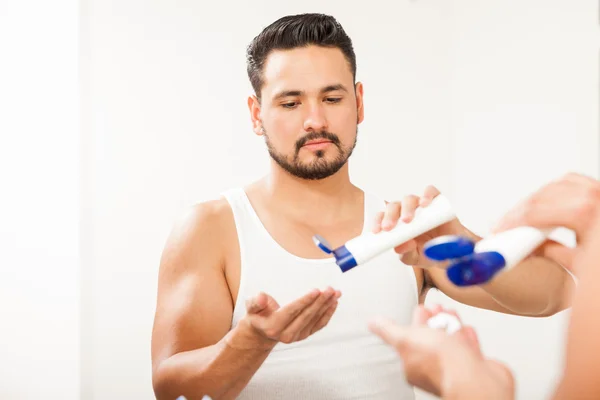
[{"xmin": 222, "ymin": 188, "xmax": 419, "ymax": 400}]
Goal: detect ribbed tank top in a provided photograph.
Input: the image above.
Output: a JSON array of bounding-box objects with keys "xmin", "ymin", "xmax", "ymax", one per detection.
[{"xmin": 222, "ymin": 188, "xmax": 418, "ymax": 399}]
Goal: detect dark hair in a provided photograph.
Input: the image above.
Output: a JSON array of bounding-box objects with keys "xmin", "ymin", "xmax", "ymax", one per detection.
[{"xmin": 246, "ymin": 13, "xmax": 357, "ymax": 100}]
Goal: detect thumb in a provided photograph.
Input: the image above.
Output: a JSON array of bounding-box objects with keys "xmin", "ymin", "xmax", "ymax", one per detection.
[
  {"xmin": 485, "ymin": 359, "xmax": 515, "ymax": 388},
  {"xmin": 394, "ymin": 239, "xmax": 418, "ymax": 255},
  {"xmin": 458, "ymin": 326, "xmax": 482, "ymax": 354},
  {"xmin": 412, "ymin": 305, "xmax": 433, "ymax": 326},
  {"xmin": 246, "ymin": 292, "xmax": 270, "ymax": 314},
  {"xmin": 368, "ymin": 317, "xmax": 408, "ymax": 346}
]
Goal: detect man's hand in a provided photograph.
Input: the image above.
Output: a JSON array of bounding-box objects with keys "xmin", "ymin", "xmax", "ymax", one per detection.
[
  {"xmin": 492, "ymin": 172, "xmax": 600, "ymax": 275},
  {"xmin": 234, "ymin": 287, "xmax": 341, "ymax": 350},
  {"xmin": 368, "ymin": 305, "xmax": 515, "ymax": 399},
  {"xmin": 372, "ymin": 185, "xmax": 473, "ymax": 268},
  {"xmin": 368, "ymin": 305, "xmax": 480, "ymax": 395}
]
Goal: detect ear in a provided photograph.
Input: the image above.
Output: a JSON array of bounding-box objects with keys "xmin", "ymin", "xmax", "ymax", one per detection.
[
  {"xmin": 247, "ymin": 95, "xmax": 264, "ymax": 136},
  {"xmin": 355, "ymin": 82, "xmax": 364, "ymax": 124}
]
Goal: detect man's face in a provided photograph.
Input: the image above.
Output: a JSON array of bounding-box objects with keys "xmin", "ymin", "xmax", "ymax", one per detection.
[{"xmin": 250, "ymin": 45, "xmax": 364, "ymax": 180}]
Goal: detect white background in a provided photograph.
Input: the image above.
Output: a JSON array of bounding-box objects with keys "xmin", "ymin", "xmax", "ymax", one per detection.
[
  {"xmin": 1, "ymin": 0, "xmax": 80, "ymax": 399},
  {"xmin": 1, "ymin": 0, "xmax": 598, "ymax": 399}
]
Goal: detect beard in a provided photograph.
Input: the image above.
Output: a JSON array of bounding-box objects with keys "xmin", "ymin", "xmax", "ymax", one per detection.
[{"xmin": 264, "ymin": 128, "xmax": 357, "ymax": 180}]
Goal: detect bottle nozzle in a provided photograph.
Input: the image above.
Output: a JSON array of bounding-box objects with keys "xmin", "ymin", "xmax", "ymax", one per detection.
[{"xmin": 313, "ymin": 234, "xmax": 333, "ymax": 254}]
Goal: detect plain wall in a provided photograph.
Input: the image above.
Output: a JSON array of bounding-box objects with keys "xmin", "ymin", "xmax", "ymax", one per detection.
[{"xmin": 0, "ymin": 0, "xmax": 80, "ymax": 399}]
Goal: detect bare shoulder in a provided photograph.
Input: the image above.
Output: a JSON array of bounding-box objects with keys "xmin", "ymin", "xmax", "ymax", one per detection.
[{"xmin": 159, "ymin": 197, "xmax": 237, "ymax": 277}]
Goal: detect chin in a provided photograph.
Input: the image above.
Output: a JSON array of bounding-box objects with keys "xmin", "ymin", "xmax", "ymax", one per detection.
[
  {"xmin": 305, "ymin": 147, "xmax": 338, "ymax": 159},
  {"xmin": 298, "ymin": 155, "xmax": 333, "ymax": 167}
]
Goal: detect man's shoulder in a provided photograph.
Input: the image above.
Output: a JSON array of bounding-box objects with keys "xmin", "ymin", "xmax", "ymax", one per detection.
[
  {"xmin": 162, "ymin": 195, "xmax": 236, "ymax": 259},
  {"xmin": 182, "ymin": 196, "xmax": 235, "ymax": 238},
  {"xmin": 192, "ymin": 196, "xmax": 232, "ymax": 220}
]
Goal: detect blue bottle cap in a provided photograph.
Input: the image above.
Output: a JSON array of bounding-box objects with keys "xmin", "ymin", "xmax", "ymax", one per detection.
[
  {"xmin": 332, "ymin": 245, "xmax": 358, "ymax": 272},
  {"xmin": 313, "ymin": 234, "xmax": 333, "ymax": 254},
  {"xmin": 446, "ymin": 251, "xmax": 506, "ymax": 286},
  {"xmin": 423, "ymin": 235, "xmax": 475, "ymax": 261}
]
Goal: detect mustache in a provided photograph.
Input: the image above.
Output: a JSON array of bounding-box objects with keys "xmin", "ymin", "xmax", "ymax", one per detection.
[{"xmin": 295, "ymin": 131, "xmax": 341, "ymax": 152}]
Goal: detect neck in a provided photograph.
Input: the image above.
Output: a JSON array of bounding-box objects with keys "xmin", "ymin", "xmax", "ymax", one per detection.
[{"xmin": 259, "ymin": 161, "xmax": 361, "ymax": 224}]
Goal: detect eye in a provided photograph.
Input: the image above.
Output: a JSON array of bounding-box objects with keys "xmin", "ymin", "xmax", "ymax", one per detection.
[
  {"xmin": 325, "ymin": 97, "xmax": 342, "ymax": 104},
  {"xmin": 281, "ymin": 102, "xmax": 299, "ymax": 109}
]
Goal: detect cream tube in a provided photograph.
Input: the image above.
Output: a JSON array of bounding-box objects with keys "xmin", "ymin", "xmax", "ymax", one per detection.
[
  {"xmin": 441, "ymin": 227, "xmax": 557, "ymax": 286},
  {"xmin": 313, "ymin": 195, "xmax": 456, "ymax": 272},
  {"xmin": 475, "ymin": 226, "xmax": 555, "ymax": 269}
]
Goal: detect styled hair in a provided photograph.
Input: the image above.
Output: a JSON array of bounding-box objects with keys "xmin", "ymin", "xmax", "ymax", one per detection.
[{"xmin": 246, "ymin": 13, "xmax": 357, "ymax": 99}]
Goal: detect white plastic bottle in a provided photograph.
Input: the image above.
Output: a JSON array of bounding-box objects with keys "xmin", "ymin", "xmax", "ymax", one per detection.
[
  {"xmin": 313, "ymin": 195, "xmax": 456, "ymax": 272},
  {"xmin": 424, "ymin": 227, "xmax": 559, "ymax": 286}
]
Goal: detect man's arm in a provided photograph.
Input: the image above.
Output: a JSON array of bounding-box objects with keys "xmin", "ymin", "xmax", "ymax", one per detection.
[
  {"xmin": 151, "ymin": 200, "xmax": 339, "ymax": 400},
  {"xmin": 381, "ymin": 190, "xmax": 575, "ymax": 317},
  {"xmin": 151, "ymin": 200, "xmax": 273, "ymax": 400}
]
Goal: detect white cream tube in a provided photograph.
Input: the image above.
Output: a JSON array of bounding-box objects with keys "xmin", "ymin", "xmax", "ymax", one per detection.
[{"xmin": 314, "ymin": 195, "xmax": 456, "ymax": 272}]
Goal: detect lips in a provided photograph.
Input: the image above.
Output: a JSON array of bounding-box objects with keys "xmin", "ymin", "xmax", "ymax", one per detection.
[
  {"xmin": 303, "ymin": 140, "xmax": 332, "ymax": 146},
  {"xmin": 295, "ymin": 132, "xmax": 340, "ymax": 153}
]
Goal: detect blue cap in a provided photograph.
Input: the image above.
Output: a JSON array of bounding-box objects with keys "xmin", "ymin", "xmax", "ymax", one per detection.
[
  {"xmin": 332, "ymin": 245, "xmax": 357, "ymax": 272},
  {"xmin": 313, "ymin": 235, "xmax": 357, "ymax": 272},
  {"xmin": 423, "ymin": 235, "xmax": 475, "ymax": 261},
  {"xmin": 446, "ymin": 251, "xmax": 506, "ymax": 286}
]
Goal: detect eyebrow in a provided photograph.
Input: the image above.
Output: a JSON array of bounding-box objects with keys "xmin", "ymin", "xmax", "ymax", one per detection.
[{"xmin": 273, "ymin": 84, "xmax": 349, "ymax": 100}]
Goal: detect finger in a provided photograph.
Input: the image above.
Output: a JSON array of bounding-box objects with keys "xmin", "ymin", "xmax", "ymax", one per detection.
[
  {"xmin": 400, "ymin": 249, "xmax": 420, "ymax": 266},
  {"xmin": 401, "ymin": 195, "xmax": 420, "ymax": 223},
  {"xmin": 279, "ymin": 288, "xmax": 335, "ymax": 343},
  {"xmin": 372, "ymin": 211, "xmax": 385, "ymax": 233},
  {"xmin": 368, "ymin": 317, "xmax": 408, "ymax": 346},
  {"xmin": 298, "ymin": 296, "xmax": 339, "ymax": 340},
  {"xmin": 493, "ymin": 179, "xmax": 588, "ymax": 234},
  {"xmin": 420, "ymin": 185, "xmax": 441, "ymax": 207},
  {"xmin": 441, "ymin": 331, "xmax": 485, "ymax": 366},
  {"xmin": 246, "ymin": 292, "xmax": 271, "ymax": 315},
  {"xmin": 485, "ymin": 359, "xmax": 515, "ymax": 387},
  {"xmin": 459, "ymin": 326, "xmax": 481, "ymax": 352},
  {"xmin": 412, "ymin": 305, "xmax": 433, "ymax": 325},
  {"xmin": 394, "ymin": 239, "xmax": 417, "ymax": 255},
  {"xmin": 429, "ymin": 304, "xmax": 444, "ymax": 316},
  {"xmin": 493, "ymin": 199, "xmax": 557, "ymax": 232},
  {"xmin": 310, "ymin": 301, "xmax": 338, "ymax": 335},
  {"xmin": 563, "ymin": 171, "xmax": 597, "ymax": 186},
  {"xmin": 504, "ymin": 203, "xmax": 584, "ymax": 235},
  {"xmin": 272, "ymin": 289, "xmax": 320, "ymax": 330},
  {"xmin": 491, "ymin": 191, "xmax": 540, "ymax": 232},
  {"xmin": 430, "ymin": 307, "xmax": 461, "ymax": 323},
  {"xmin": 382, "ymin": 202, "xmax": 402, "ymax": 231}
]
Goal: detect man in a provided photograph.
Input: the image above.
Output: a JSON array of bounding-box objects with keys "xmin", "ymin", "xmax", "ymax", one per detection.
[
  {"xmin": 369, "ymin": 172, "xmax": 600, "ymax": 399},
  {"xmin": 151, "ymin": 13, "xmax": 575, "ymax": 400}
]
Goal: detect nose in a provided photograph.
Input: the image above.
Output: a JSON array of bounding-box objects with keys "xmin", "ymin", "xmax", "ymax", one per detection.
[{"xmin": 303, "ymin": 103, "xmax": 328, "ymax": 132}]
